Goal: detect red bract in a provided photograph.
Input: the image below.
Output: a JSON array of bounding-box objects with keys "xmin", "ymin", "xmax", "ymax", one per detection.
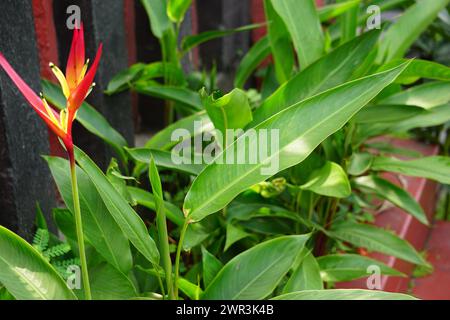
[{"xmin": 0, "ymin": 23, "xmax": 102, "ymax": 157}]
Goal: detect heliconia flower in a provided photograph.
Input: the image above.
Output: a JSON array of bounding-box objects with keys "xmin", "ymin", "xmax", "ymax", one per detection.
[{"xmin": 0, "ymin": 23, "xmax": 102, "ymax": 156}]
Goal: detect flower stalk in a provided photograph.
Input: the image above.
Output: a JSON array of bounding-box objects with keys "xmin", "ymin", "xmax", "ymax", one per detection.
[{"xmin": 69, "ymin": 151, "xmax": 91, "ymax": 299}]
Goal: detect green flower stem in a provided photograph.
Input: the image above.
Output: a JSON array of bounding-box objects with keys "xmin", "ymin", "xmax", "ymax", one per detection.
[
  {"xmin": 174, "ymin": 219, "xmax": 189, "ymax": 299},
  {"xmin": 69, "ymin": 156, "xmax": 91, "ymax": 300},
  {"xmin": 156, "ymin": 199, "xmax": 174, "ymax": 299}
]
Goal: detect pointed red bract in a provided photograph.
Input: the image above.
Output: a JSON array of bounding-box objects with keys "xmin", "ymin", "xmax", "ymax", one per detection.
[
  {"xmin": 0, "ymin": 53, "xmax": 67, "ymax": 140},
  {"xmin": 68, "ymin": 43, "xmax": 102, "ymax": 117},
  {"xmin": 66, "ymin": 23, "xmax": 85, "ymax": 90}
]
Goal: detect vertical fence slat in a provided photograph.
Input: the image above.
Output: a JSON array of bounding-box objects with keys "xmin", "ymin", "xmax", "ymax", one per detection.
[
  {"xmin": 0, "ymin": 0, "xmax": 56, "ymax": 239},
  {"xmin": 197, "ymin": 0, "xmax": 251, "ymax": 91}
]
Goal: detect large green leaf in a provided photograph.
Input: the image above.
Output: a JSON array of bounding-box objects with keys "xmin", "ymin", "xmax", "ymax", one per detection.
[
  {"xmin": 378, "ymin": 59, "xmax": 450, "ymax": 85},
  {"xmin": 184, "ymin": 63, "xmax": 408, "ymax": 222},
  {"xmin": 264, "ymin": 0, "xmax": 294, "ymax": 83},
  {"xmin": 201, "ymin": 246, "xmax": 223, "ymax": 288},
  {"xmin": 0, "ymin": 226, "xmax": 77, "ymax": 300},
  {"xmin": 356, "ymin": 104, "xmax": 450, "ymax": 139},
  {"xmin": 167, "ymin": 0, "xmax": 192, "ymax": 23},
  {"xmin": 42, "ymin": 80, "xmax": 128, "ymax": 162},
  {"xmin": 202, "ymin": 88, "xmax": 253, "ymax": 146},
  {"xmin": 203, "ymin": 235, "xmax": 309, "ymax": 300},
  {"xmin": 379, "ymin": 81, "xmax": 450, "ymax": 109},
  {"xmin": 271, "ymin": 0, "xmax": 324, "ymax": 68},
  {"xmin": 90, "ymin": 263, "xmax": 138, "ymax": 300},
  {"xmin": 329, "ymin": 221, "xmax": 427, "ymax": 266},
  {"xmin": 234, "ymin": 36, "xmax": 271, "ymax": 88},
  {"xmin": 272, "ymin": 289, "xmax": 417, "ymax": 300},
  {"xmin": 353, "ymin": 104, "xmax": 424, "ymax": 124},
  {"xmin": 74, "ymin": 147, "xmax": 160, "ymax": 266},
  {"xmin": 127, "ymin": 186, "xmax": 185, "ymax": 226},
  {"xmin": 250, "ymin": 30, "xmax": 380, "ymax": 126},
  {"xmin": 126, "ymin": 147, "xmax": 205, "ymax": 175},
  {"xmin": 317, "ymin": 254, "xmax": 404, "ymax": 282},
  {"xmin": 141, "ymin": 0, "xmax": 173, "ymax": 38},
  {"xmin": 377, "ymin": 0, "xmax": 450, "ymax": 62},
  {"xmin": 354, "ymin": 175, "xmax": 428, "ymax": 225},
  {"xmin": 45, "ymin": 156, "xmax": 133, "ymax": 274},
  {"xmin": 181, "ymin": 24, "xmax": 263, "ymax": 53},
  {"xmin": 283, "ymin": 252, "xmax": 323, "ymax": 292},
  {"xmin": 371, "ymin": 156, "xmax": 450, "ymax": 185},
  {"xmin": 300, "ymin": 161, "xmax": 351, "ymax": 198}
]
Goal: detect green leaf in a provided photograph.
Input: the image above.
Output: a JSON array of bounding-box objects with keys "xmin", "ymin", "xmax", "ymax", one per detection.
[
  {"xmin": 329, "ymin": 221, "xmax": 428, "ymax": 266},
  {"xmin": 127, "ymin": 186, "xmax": 185, "ymax": 227},
  {"xmin": 317, "ymin": 254, "xmax": 405, "ymax": 282},
  {"xmin": 141, "ymin": 0, "xmax": 173, "ymax": 38},
  {"xmin": 201, "ymin": 246, "xmax": 223, "ymax": 288},
  {"xmin": 377, "ymin": 0, "xmax": 450, "ymax": 62},
  {"xmin": 378, "ymin": 59, "xmax": 450, "ymax": 85},
  {"xmin": 181, "ymin": 23, "xmax": 264, "ymax": 53},
  {"xmin": 354, "ymin": 104, "xmax": 424, "ymax": 124},
  {"xmin": 202, "ymin": 89, "xmax": 253, "ymax": 146},
  {"xmin": 347, "ymin": 152, "xmax": 373, "ymax": 175},
  {"xmin": 378, "ymin": 81, "xmax": 450, "ymax": 109},
  {"xmin": 167, "ymin": 0, "xmax": 192, "ymax": 23},
  {"xmin": 90, "ymin": 263, "xmax": 138, "ymax": 300},
  {"xmin": 224, "ymin": 223, "xmax": 251, "ymax": 251},
  {"xmin": 145, "ymin": 111, "xmax": 211, "ymax": 150},
  {"xmin": 45, "ymin": 156, "xmax": 133, "ymax": 274},
  {"xmin": 42, "ymin": 80, "xmax": 128, "ymax": 163},
  {"xmin": 74, "ymin": 147, "xmax": 160, "ymax": 266},
  {"xmin": 390, "ymin": 103, "xmax": 450, "ymax": 132},
  {"xmin": 105, "ymin": 63, "xmax": 146, "ymax": 94},
  {"xmin": 134, "ymin": 83, "xmax": 202, "ymax": 112},
  {"xmin": 203, "ymin": 235, "xmax": 309, "ymax": 300},
  {"xmin": 300, "ymin": 161, "xmax": 351, "ymax": 198},
  {"xmin": 250, "ymin": 30, "xmax": 380, "ymax": 126},
  {"xmin": 272, "ymin": 289, "xmax": 417, "ymax": 300},
  {"xmin": 264, "ymin": 0, "xmax": 294, "ymax": 83},
  {"xmin": 371, "ymin": 156, "xmax": 450, "ymax": 185},
  {"xmin": 126, "ymin": 147, "xmax": 205, "ymax": 176},
  {"xmin": 0, "ymin": 226, "xmax": 77, "ymax": 300},
  {"xmin": 271, "ymin": 0, "xmax": 324, "ymax": 68},
  {"xmin": 178, "ymin": 278, "xmax": 202, "ymax": 300},
  {"xmin": 284, "ymin": 252, "xmax": 323, "ymax": 292},
  {"xmin": 318, "ymin": 0, "xmax": 360, "ymax": 22},
  {"xmin": 355, "ymin": 175, "xmax": 428, "ymax": 225},
  {"xmin": 356, "ymin": 104, "xmax": 450, "ymax": 139},
  {"xmin": 184, "ymin": 63, "xmax": 408, "ymax": 222},
  {"xmin": 337, "ymin": 0, "xmax": 359, "ymax": 43},
  {"xmin": 234, "ymin": 36, "xmax": 271, "ymax": 88},
  {"xmin": 106, "ymin": 62, "xmax": 185, "ymax": 95}
]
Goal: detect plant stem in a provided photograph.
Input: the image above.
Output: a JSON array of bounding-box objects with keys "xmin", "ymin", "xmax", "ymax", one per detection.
[
  {"xmin": 69, "ymin": 157, "xmax": 91, "ymax": 300},
  {"xmin": 156, "ymin": 199, "xmax": 174, "ymax": 299},
  {"xmin": 174, "ymin": 219, "xmax": 189, "ymax": 299}
]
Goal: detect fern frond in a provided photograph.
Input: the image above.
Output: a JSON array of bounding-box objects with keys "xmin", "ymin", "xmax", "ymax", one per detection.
[
  {"xmin": 43, "ymin": 243, "xmax": 71, "ymax": 259},
  {"xmin": 52, "ymin": 258, "xmax": 81, "ymax": 280},
  {"xmin": 32, "ymin": 228, "xmax": 49, "ymax": 252}
]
